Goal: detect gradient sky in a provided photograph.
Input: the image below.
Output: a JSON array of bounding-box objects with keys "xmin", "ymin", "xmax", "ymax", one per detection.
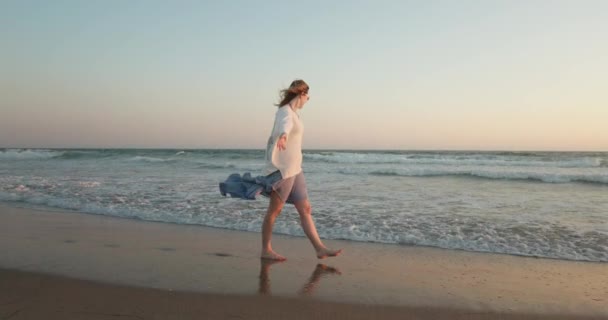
[{"xmin": 2, "ymin": 0, "xmax": 607, "ymax": 151}]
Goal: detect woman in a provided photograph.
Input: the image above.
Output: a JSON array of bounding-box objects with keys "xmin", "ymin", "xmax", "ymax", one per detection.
[{"xmin": 262, "ymin": 79, "xmax": 342, "ymax": 261}]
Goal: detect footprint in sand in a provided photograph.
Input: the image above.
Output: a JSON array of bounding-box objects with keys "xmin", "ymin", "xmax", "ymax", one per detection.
[{"xmin": 211, "ymin": 252, "xmax": 233, "ymax": 257}]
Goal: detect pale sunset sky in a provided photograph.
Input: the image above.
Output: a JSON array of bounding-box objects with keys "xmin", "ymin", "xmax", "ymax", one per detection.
[{"xmin": 1, "ymin": 1, "xmax": 607, "ymax": 151}]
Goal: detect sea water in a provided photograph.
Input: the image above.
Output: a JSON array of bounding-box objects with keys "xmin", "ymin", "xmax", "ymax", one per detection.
[{"xmin": 1, "ymin": 148, "xmax": 607, "ymax": 262}]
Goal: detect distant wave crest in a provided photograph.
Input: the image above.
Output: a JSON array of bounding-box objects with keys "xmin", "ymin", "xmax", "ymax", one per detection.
[
  {"xmin": 305, "ymin": 152, "xmax": 605, "ymax": 168},
  {"xmin": 363, "ymin": 169, "xmax": 608, "ymax": 185},
  {"xmin": 0, "ymin": 149, "xmax": 63, "ymax": 160}
]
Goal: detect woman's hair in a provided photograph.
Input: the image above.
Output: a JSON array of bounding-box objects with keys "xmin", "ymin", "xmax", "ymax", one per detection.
[{"xmin": 276, "ymin": 79, "xmax": 309, "ymax": 107}]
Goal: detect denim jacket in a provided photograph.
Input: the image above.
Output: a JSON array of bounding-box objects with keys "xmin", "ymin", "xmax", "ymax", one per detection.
[{"xmin": 219, "ymin": 171, "xmax": 281, "ymax": 201}]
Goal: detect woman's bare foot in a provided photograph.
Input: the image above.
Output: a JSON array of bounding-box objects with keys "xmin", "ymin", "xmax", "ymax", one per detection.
[
  {"xmin": 261, "ymin": 249, "xmax": 287, "ymax": 261},
  {"xmin": 316, "ymin": 247, "xmax": 342, "ymax": 259}
]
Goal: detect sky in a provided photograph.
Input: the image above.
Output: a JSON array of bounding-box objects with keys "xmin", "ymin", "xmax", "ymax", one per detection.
[{"xmin": 1, "ymin": 0, "xmax": 607, "ymax": 151}]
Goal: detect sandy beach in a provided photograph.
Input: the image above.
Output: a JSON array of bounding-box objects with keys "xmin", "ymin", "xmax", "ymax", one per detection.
[{"xmin": 0, "ymin": 204, "xmax": 606, "ymax": 319}]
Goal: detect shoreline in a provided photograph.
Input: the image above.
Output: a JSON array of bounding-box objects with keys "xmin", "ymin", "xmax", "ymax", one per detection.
[
  {"xmin": 5, "ymin": 201, "xmax": 606, "ymax": 265},
  {"xmin": 1, "ymin": 203, "xmax": 606, "ymax": 318}
]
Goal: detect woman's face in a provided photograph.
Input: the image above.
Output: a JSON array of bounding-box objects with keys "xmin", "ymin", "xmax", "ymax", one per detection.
[{"xmin": 300, "ymin": 92, "xmax": 310, "ymax": 108}]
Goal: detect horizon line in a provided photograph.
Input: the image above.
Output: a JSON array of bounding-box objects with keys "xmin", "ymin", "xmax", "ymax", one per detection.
[{"xmin": 1, "ymin": 146, "xmax": 607, "ymax": 153}]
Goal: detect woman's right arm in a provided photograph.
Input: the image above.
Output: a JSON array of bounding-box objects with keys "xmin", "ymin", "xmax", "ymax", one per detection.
[{"xmin": 276, "ymin": 134, "xmax": 288, "ymax": 151}]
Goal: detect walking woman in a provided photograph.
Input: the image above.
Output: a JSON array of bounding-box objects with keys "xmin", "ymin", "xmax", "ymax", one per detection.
[{"xmin": 262, "ymin": 79, "xmax": 342, "ymax": 261}]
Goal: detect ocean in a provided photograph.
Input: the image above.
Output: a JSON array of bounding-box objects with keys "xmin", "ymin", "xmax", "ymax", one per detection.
[{"xmin": 1, "ymin": 148, "xmax": 607, "ymax": 262}]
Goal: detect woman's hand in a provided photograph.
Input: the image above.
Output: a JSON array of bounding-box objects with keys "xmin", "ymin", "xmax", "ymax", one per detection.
[{"xmin": 276, "ymin": 134, "xmax": 287, "ymax": 151}]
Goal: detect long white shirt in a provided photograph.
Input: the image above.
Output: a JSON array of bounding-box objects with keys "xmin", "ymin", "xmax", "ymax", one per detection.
[{"xmin": 264, "ymin": 105, "xmax": 303, "ymax": 179}]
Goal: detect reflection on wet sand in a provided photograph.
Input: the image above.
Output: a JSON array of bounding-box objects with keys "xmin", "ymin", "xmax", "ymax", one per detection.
[
  {"xmin": 298, "ymin": 264, "xmax": 342, "ymax": 296},
  {"xmin": 258, "ymin": 259, "xmax": 342, "ymax": 296},
  {"xmin": 258, "ymin": 259, "xmax": 282, "ymax": 295}
]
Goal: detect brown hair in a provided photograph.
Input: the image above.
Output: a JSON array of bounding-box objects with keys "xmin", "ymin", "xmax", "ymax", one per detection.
[{"xmin": 276, "ymin": 79, "xmax": 309, "ymax": 107}]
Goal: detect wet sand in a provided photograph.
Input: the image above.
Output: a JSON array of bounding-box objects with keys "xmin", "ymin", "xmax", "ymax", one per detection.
[{"xmin": 0, "ymin": 204, "xmax": 606, "ymax": 319}]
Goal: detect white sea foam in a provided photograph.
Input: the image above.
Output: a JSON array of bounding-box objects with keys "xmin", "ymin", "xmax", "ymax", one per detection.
[
  {"xmin": 78, "ymin": 181, "xmax": 101, "ymax": 188},
  {"xmin": 3, "ymin": 189, "xmax": 606, "ymax": 262},
  {"xmin": 14, "ymin": 185, "xmax": 29, "ymax": 192}
]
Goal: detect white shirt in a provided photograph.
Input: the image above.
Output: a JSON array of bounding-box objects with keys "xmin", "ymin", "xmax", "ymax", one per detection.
[{"xmin": 264, "ymin": 105, "xmax": 303, "ymax": 179}]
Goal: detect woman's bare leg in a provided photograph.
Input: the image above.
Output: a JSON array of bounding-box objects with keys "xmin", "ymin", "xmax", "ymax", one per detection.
[
  {"xmin": 261, "ymin": 191, "xmax": 287, "ymax": 261},
  {"xmin": 294, "ymin": 199, "xmax": 342, "ymax": 259}
]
